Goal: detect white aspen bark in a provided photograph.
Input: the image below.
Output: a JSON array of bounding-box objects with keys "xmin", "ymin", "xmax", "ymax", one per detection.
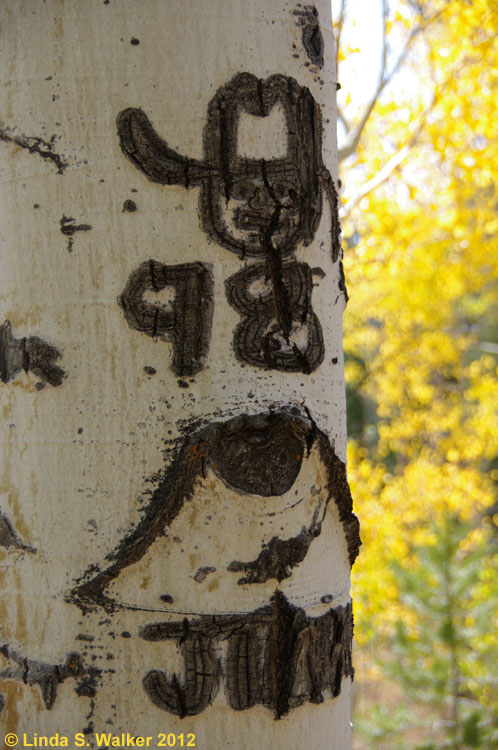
[{"xmin": 0, "ymin": 1, "xmax": 359, "ymax": 748}]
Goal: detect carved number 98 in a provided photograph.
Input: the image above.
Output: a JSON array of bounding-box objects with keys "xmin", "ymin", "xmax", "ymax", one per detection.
[{"xmin": 158, "ymin": 734, "xmax": 195, "ymax": 747}]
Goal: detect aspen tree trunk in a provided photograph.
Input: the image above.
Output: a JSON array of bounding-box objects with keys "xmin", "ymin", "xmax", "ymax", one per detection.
[{"xmin": 0, "ymin": 1, "xmax": 359, "ymax": 748}]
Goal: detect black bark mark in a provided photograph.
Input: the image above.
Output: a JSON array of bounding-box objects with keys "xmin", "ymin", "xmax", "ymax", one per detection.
[
  {"xmin": 75, "ymin": 667, "xmax": 102, "ymax": 700},
  {"xmin": 227, "ymin": 503, "xmax": 324, "ymax": 585},
  {"xmin": 60, "ymin": 216, "xmax": 92, "ymax": 236},
  {"xmin": 141, "ymin": 592, "xmax": 354, "ymax": 718},
  {"xmin": 293, "ymin": 6, "xmax": 324, "ymax": 69},
  {"xmin": 119, "ymin": 260, "xmax": 214, "ymax": 377},
  {"xmin": 0, "ymin": 646, "xmax": 81, "ymax": 710},
  {"xmin": 0, "ymin": 320, "xmax": 65, "ymax": 387},
  {"xmin": 0, "ymin": 129, "xmax": 67, "ymax": 174},
  {"xmin": 325, "ymin": 172, "xmax": 342, "ymax": 263},
  {"xmin": 122, "ymin": 199, "xmax": 137, "ymax": 212},
  {"xmin": 60, "ymin": 215, "xmax": 92, "ymax": 252},
  {"xmin": 338, "ymin": 259, "xmax": 349, "ymax": 302},
  {"xmin": 193, "ymin": 566, "xmax": 216, "ymax": 583},
  {"xmin": 0, "ymin": 511, "xmax": 35, "ymax": 553},
  {"xmin": 70, "ymin": 408, "xmax": 360, "ymax": 611}
]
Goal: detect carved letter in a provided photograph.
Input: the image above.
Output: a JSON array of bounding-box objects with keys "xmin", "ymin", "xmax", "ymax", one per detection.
[
  {"xmin": 119, "ymin": 260, "xmax": 214, "ymax": 377},
  {"xmin": 225, "ymin": 261, "xmax": 325, "ymax": 372},
  {"xmin": 143, "ymin": 632, "xmax": 219, "ymax": 717}
]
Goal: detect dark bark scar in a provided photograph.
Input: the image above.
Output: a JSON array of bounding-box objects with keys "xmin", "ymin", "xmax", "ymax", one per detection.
[
  {"xmin": 0, "ymin": 646, "xmax": 82, "ymax": 710},
  {"xmin": 293, "ymin": 6, "xmax": 324, "ymax": 69},
  {"xmin": 0, "ymin": 128, "xmax": 67, "ymax": 174},
  {"xmin": 0, "ymin": 320, "xmax": 65, "ymax": 387},
  {"xmin": 69, "ymin": 408, "xmax": 360, "ymax": 612}
]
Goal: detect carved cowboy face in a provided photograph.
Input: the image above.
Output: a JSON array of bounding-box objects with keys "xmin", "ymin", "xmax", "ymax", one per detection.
[{"xmin": 210, "ymin": 167, "xmax": 303, "ymax": 256}]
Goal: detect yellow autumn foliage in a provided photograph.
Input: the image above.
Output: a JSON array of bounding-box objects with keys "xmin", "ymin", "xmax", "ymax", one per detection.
[{"xmin": 337, "ymin": 0, "xmax": 498, "ymax": 652}]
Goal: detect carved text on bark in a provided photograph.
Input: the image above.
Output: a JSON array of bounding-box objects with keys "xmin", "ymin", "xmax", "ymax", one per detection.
[
  {"xmin": 141, "ymin": 593, "xmax": 354, "ymax": 719},
  {"xmin": 117, "ymin": 73, "xmax": 343, "ymax": 375}
]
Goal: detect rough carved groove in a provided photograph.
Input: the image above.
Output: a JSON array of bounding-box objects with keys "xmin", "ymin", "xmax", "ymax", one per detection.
[
  {"xmin": 119, "ymin": 260, "xmax": 214, "ymax": 376},
  {"xmin": 0, "ymin": 320, "xmax": 65, "ymax": 387},
  {"xmin": 141, "ymin": 592, "xmax": 354, "ymax": 718},
  {"xmin": 71, "ymin": 408, "xmax": 360, "ymax": 610}
]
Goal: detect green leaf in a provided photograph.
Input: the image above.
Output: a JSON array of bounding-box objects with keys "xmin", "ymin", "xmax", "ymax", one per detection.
[{"xmin": 462, "ymin": 710, "xmax": 482, "ymax": 747}]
